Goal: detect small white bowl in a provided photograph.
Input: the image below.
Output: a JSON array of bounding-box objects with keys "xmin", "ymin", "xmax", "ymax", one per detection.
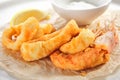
[{"xmin": 51, "ymin": 0, "xmax": 112, "ymax": 25}]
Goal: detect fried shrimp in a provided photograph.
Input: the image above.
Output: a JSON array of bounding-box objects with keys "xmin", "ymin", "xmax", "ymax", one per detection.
[
  {"xmin": 60, "ymin": 29, "xmax": 95, "ymax": 54},
  {"xmin": 21, "ymin": 20, "xmax": 80, "ymax": 61},
  {"xmin": 2, "ymin": 17, "xmax": 40, "ymax": 51}
]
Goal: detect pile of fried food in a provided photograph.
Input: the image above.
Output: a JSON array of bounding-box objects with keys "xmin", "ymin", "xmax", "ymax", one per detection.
[{"xmin": 2, "ymin": 17, "xmax": 118, "ymax": 70}]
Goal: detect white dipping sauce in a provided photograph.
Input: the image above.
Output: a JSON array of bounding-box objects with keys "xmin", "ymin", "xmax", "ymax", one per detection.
[{"xmin": 66, "ymin": 1, "xmax": 96, "ymax": 10}]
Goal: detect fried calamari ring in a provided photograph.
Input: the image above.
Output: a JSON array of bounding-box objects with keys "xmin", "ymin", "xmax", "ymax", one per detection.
[{"xmin": 2, "ymin": 17, "xmax": 40, "ymax": 51}]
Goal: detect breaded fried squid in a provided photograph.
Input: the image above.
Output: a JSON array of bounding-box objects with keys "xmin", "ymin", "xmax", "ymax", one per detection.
[
  {"xmin": 60, "ymin": 29, "xmax": 95, "ymax": 54},
  {"xmin": 33, "ymin": 24, "xmax": 56, "ymax": 39},
  {"xmin": 2, "ymin": 17, "xmax": 55, "ymax": 51},
  {"xmin": 2, "ymin": 17, "xmax": 40, "ymax": 51},
  {"xmin": 21, "ymin": 20, "xmax": 80, "ymax": 61}
]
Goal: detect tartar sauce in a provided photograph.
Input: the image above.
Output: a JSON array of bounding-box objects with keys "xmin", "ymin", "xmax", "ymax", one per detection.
[{"xmin": 66, "ymin": 1, "xmax": 96, "ymax": 10}]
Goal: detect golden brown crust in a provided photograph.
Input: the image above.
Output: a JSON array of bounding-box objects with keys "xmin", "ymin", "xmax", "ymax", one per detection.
[
  {"xmin": 20, "ymin": 20, "xmax": 80, "ymax": 61},
  {"xmin": 50, "ymin": 47, "xmax": 109, "ymax": 70}
]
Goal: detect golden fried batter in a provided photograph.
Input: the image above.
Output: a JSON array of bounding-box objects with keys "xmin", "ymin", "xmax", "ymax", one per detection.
[
  {"xmin": 60, "ymin": 29, "xmax": 95, "ymax": 54},
  {"xmin": 2, "ymin": 17, "xmax": 56, "ymax": 51},
  {"xmin": 33, "ymin": 24, "xmax": 56, "ymax": 39},
  {"xmin": 50, "ymin": 22, "xmax": 118, "ymax": 70},
  {"xmin": 41, "ymin": 24, "xmax": 56, "ymax": 34},
  {"xmin": 28, "ymin": 29, "xmax": 61, "ymax": 42},
  {"xmin": 21, "ymin": 20, "xmax": 80, "ymax": 61},
  {"xmin": 2, "ymin": 17, "xmax": 40, "ymax": 51},
  {"xmin": 50, "ymin": 48, "xmax": 109, "ymax": 70}
]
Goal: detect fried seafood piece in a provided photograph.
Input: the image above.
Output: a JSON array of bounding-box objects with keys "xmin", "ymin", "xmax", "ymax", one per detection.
[
  {"xmin": 29, "ymin": 29, "xmax": 61, "ymax": 42},
  {"xmin": 50, "ymin": 22, "xmax": 118, "ymax": 70},
  {"xmin": 21, "ymin": 20, "xmax": 80, "ymax": 61},
  {"xmin": 2, "ymin": 17, "xmax": 56, "ymax": 51},
  {"xmin": 50, "ymin": 48, "xmax": 109, "ymax": 70},
  {"xmin": 41, "ymin": 24, "xmax": 56, "ymax": 34},
  {"xmin": 33, "ymin": 24, "xmax": 56, "ymax": 39},
  {"xmin": 60, "ymin": 29, "xmax": 95, "ymax": 54},
  {"xmin": 2, "ymin": 17, "xmax": 40, "ymax": 51}
]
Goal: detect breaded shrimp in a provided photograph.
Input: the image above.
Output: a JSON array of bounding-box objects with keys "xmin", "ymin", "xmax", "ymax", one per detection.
[
  {"xmin": 60, "ymin": 29, "xmax": 95, "ymax": 54},
  {"xmin": 21, "ymin": 20, "xmax": 80, "ymax": 61}
]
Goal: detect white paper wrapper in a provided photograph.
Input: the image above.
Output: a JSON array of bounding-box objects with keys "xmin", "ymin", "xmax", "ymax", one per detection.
[{"xmin": 0, "ymin": 10, "xmax": 120, "ymax": 80}]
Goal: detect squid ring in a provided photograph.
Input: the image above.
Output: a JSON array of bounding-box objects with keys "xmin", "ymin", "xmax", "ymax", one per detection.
[{"xmin": 2, "ymin": 17, "xmax": 40, "ymax": 51}]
